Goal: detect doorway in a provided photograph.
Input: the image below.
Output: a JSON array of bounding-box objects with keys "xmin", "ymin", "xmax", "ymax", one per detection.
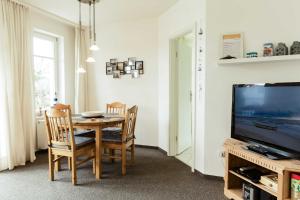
[{"xmin": 170, "ymin": 30, "xmax": 195, "ymax": 168}]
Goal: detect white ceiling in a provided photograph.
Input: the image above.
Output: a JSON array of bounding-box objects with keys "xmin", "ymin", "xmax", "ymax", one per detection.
[{"xmin": 20, "ymin": 0, "xmax": 178, "ymax": 25}]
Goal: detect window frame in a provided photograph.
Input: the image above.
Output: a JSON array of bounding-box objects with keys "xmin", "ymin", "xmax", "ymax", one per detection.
[{"xmin": 33, "ymin": 31, "xmax": 59, "ymax": 111}]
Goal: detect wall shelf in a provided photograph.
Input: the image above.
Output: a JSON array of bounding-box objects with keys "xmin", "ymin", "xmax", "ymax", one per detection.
[{"xmin": 218, "ymin": 54, "xmax": 300, "ymax": 65}]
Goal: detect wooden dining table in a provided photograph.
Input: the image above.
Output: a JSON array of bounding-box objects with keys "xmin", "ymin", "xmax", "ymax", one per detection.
[{"xmin": 72, "ymin": 115, "xmax": 125, "ymax": 180}]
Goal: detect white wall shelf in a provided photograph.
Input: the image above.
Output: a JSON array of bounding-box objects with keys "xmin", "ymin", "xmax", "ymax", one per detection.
[{"xmin": 218, "ymin": 54, "xmax": 300, "ymax": 65}]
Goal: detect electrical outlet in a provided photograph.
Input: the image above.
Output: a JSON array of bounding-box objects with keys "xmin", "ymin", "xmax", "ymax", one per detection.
[{"xmin": 219, "ymin": 151, "xmax": 226, "ymax": 158}]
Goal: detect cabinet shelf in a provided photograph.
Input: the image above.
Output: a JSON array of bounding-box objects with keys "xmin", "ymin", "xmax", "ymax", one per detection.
[
  {"xmin": 229, "ymin": 170, "xmax": 277, "ymax": 197},
  {"xmin": 224, "ymin": 138, "xmax": 300, "ymax": 200},
  {"xmin": 218, "ymin": 54, "xmax": 300, "ymax": 65}
]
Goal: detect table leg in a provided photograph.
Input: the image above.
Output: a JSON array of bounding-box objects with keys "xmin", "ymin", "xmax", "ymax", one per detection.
[{"xmin": 95, "ymin": 126, "xmax": 102, "ymax": 179}]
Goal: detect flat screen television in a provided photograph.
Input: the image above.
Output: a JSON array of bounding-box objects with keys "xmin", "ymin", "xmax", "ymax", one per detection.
[{"xmin": 231, "ymin": 82, "xmax": 300, "ymax": 159}]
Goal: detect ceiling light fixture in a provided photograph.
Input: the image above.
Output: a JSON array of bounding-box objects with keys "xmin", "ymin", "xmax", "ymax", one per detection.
[
  {"xmin": 86, "ymin": 0, "xmax": 96, "ymax": 62},
  {"xmin": 78, "ymin": 0, "xmax": 86, "ymax": 73},
  {"xmin": 90, "ymin": 0, "xmax": 99, "ymax": 51}
]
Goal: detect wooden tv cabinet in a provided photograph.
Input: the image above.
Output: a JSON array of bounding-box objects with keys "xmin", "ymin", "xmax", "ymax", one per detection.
[{"xmin": 224, "ymin": 138, "xmax": 300, "ymax": 200}]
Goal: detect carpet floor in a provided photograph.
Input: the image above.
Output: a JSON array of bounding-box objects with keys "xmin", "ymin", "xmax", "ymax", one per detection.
[{"xmin": 0, "ymin": 147, "xmax": 226, "ymax": 200}]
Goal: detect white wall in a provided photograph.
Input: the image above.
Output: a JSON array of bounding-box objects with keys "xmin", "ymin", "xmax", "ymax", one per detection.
[
  {"xmin": 88, "ymin": 18, "xmax": 159, "ymax": 147},
  {"xmin": 204, "ymin": 0, "xmax": 300, "ymax": 176},
  {"xmin": 158, "ymin": 0, "xmax": 206, "ymax": 172},
  {"xmin": 31, "ymin": 11, "xmax": 75, "ymax": 108}
]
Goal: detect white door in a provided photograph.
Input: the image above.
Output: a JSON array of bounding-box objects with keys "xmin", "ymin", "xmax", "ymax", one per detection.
[{"xmin": 176, "ymin": 34, "xmax": 193, "ymax": 154}]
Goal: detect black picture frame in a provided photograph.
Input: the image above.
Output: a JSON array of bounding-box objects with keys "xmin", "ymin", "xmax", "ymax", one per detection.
[
  {"xmin": 135, "ymin": 61, "xmax": 143, "ymax": 70},
  {"xmin": 135, "ymin": 61, "xmax": 144, "ymax": 74}
]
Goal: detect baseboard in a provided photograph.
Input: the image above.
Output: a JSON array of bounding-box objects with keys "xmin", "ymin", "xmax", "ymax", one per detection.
[
  {"xmin": 194, "ymin": 169, "xmax": 224, "ymax": 181},
  {"xmin": 135, "ymin": 144, "xmax": 158, "ymax": 150},
  {"xmin": 135, "ymin": 145, "xmax": 168, "ymax": 155}
]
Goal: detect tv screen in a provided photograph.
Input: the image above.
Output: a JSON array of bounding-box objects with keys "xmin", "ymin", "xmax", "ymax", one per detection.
[{"xmin": 231, "ymin": 83, "xmax": 300, "ymax": 154}]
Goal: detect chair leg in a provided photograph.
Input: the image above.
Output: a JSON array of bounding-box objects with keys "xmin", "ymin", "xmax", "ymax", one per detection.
[
  {"xmin": 92, "ymin": 158, "xmax": 96, "ymax": 175},
  {"xmin": 109, "ymin": 149, "xmax": 115, "ymax": 163},
  {"xmin": 121, "ymin": 145, "xmax": 127, "ymax": 176},
  {"xmin": 131, "ymin": 144, "xmax": 135, "ymax": 165},
  {"xmin": 71, "ymin": 156, "xmax": 77, "ymax": 185},
  {"xmin": 55, "ymin": 155, "xmax": 61, "ymax": 172},
  {"xmin": 68, "ymin": 157, "xmax": 72, "ymax": 171},
  {"xmin": 48, "ymin": 149, "xmax": 54, "ymax": 181}
]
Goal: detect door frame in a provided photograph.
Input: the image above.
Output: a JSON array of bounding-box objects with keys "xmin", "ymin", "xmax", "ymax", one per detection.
[{"xmin": 169, "ymin": 23, "xmax": 197, "ymax": 172}]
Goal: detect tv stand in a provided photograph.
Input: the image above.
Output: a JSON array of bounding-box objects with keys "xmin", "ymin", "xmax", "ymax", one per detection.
[
  {"xmin": 246, "ymin": 144, "xmax": 289, "ymax": 160},
  {"xmin": 224, "ymin": 138, "xmax": 300, "ymax": 200}
]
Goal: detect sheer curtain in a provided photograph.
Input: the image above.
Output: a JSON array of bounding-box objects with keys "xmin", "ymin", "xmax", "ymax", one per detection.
[
  {"xmin": 0, "ymin": 0, "xmax": 36, "ymax": 171},
  {"xmin": 75, "ymin": 27, "xmax": 89, "ymax": 113}
]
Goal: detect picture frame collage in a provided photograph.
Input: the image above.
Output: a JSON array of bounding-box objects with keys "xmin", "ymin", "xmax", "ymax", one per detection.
[{"xmin": 106, "ymin": 57, "xmax": 144, "ymax": 79}]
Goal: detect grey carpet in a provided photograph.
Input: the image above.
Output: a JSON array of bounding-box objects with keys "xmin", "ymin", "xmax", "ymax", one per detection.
[{"xmin": 0, "ymin": 148, "xmax": 226, "ymax": 200}]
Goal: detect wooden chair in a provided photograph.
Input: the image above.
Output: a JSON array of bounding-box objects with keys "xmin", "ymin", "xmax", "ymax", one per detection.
[
  {"xmin": 102, "ymin": 105, "xmax": 138, "ymax": 175},
  {"xmin": 44, "ymin": 105, "xmax": 95, "ymax": 185},
  {"xmin": 106, "ymin": 102, "xmax": 126, "ymax": 116},
  {"xmin": 51, "ymin": 104, "xmax": 95, "ymax": 171}
]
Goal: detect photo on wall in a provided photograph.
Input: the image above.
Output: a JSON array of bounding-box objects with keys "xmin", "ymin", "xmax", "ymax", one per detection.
[
  {"xmin": 110, "ymin": 58, "xmax": 117, "ymax": 64},
  {"xmin": 135, "ymin": 61, "xmax": 144, "ymax": 74},
  {"xmin": 106, "ymin": 67, "xmax": 113, "ymax": 75},
  {"xmin": 125, "ymin": 66, "xmax": 131, "ymax": 74},
  {"xmin": 113, "ymin": 70, "xmax": 121, "ymax": 79},
  {"xmin": 131, "ymin": 70, "xmax": 139, "ymax": 79},
  {"xmin": 117, "ymin": 62, "xmax": 125, "ymax": 74},
  {"xmin": 128, "ymin": 57, "xmax": 136, "ymax": 66}
]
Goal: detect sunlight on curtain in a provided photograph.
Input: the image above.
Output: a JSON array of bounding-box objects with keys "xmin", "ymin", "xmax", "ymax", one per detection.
[
  {"xmin": 0, "ymin": 0, "xmax": 36, "ymax": 171},
  {"xmin": 75, "ymin": 28, "xmax": 89, "ymax": 113}
]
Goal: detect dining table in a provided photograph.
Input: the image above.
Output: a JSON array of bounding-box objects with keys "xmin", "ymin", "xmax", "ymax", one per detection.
[{"xmin": 72, "ymin": 114, "xmax": 125, "ymax": 180}]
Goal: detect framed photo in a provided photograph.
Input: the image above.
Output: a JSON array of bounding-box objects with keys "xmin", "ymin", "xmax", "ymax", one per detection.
[
  {"xmin": 111, "ymin": 64, "xmax": 117, "ymax": 71},
  {"xmin": 130, "ymin": 65, "xmax": 135, "ymax": 70},
  {"xmin": 139, "ymin": 69, "xmax": 144, "ymax": 75},
  {"xmin": 110, "ymin": 58, "xmax": 117, "ymax": 64},
  {"xmin": 113, "ymin": 70, "xmax": 121, "ymax": 79},
  {"xmin": 128, "ymin": 57, "xmax": 136, "ymax": 66},
  {"xmin": 131, "ymin": 70, "xmax": 139, "ymax": 79},
  {"xmin": 125, "ymin": 66, "xmax": 131, "ymax": 74},
  {"xmin": 117, "ymin": 62, "xmax": 125, "ymax": 71},
  {"xmin": 106, "ymin": 66, "xmax": 113, "ymax": 75},
  {"xmin": 124, "ymin": 61, "xmax": 128, "ymax": 66},
  {"xmin": 106, "ymin": 62, "xmax": 111, "ymax": 67},
  {"xmin": 135, "ymin": 61, "xmax": 143, "ymax": 70},
  {"xmin": 221, "ymin": 33, "xmax": 244, "ymax": 58}
]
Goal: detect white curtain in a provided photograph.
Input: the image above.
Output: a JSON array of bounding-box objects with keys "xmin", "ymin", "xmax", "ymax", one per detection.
[
  {"xmin": 75, "ymin": 27, "xmax": 89, "ymax": 113},
  {"xmin": 0, "ymin": 0, "xmax": 36, "ymax": 171}
]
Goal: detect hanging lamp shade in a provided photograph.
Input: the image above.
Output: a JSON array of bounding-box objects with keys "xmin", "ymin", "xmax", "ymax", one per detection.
[
  {"xmin": 78, "ymin": 67, "xmax": 87, "ymax": 73},
  {"xmin": 90, "ymin": 44, "xmax": 99, "ymax": 51},
  {"xmin": 86, "ymin": 56, "xmax": 96, "ymax": 63}
]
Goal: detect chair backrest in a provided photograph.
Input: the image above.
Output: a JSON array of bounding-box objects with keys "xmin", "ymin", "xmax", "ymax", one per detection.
[
  {"xmin": 122, "ymin": 106, "xmax": 138, "ymax": 142},
  {"xmin": 44, "ymin": 104, "xmax": 75, "ymax": 150},
  {"xmin": 52, "ymin": 103, "xmax": 71, "ymax": 111},
  {"xmin": 106, "ymin": 102, "xmax": 126, "ymax": 116}
]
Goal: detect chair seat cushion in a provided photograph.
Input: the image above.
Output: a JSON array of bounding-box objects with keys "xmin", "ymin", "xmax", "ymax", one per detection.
[
  {"xmin": 102, "ymin": 127, "xmax": 122, "ymax": 132},
  {"xmin": 102, "ymin": 131, "xmax": 122, "ymax": 143},
  {"xmin": 51, "ymin": 136, "xmax": 94, "ymax": 149},
  {"xmin": 75, "ymin": 136, "xmax": 95, "ymax": 148},
  {"xmin": 74, "ymin": 129, "xmax": 96, "ymax": 137}
]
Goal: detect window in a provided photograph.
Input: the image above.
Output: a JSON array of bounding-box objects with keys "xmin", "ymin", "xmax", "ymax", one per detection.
[{"xmin": 33, "ymin": 32, "xmax": 58, "ymax": 112}]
